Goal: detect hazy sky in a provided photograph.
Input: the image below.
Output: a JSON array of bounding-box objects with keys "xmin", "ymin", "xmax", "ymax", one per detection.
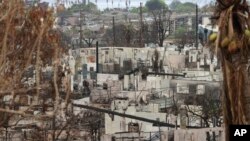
[{"xmin": 41, "ymin": 0, "xmax": 213, "ymax": 10}]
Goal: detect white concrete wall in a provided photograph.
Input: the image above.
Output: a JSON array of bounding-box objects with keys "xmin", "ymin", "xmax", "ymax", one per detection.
[
  {"xmin": 124, "ymin": 75, "xmax": 129, "ymax": 90},
  {"xmin": 105, "ymin": 105, "xmax": 167, "ymax": 134},
  {"xmin": 202, "ymin": 16, "xmax": 211, "ymax": 26},
  {"xmin": 189, "ymin": 50, "xmax": 198, "ymax": 62},
  {"xmin": 87, "ymin": 63, "xmax": 96, "ymax": 71},
  {"xmin": 68, "ymin": 56, "xmax": 75, "ymax": 75},
  {"xmin": 177, "ymin": 83, "xmax": 189, "ymax": 94},
  {"xmin": 183, "ymin": 70, "xmax": 213, "ymax": 81},
  {"xmin": 165, "ymin": 54, "xmax": 186, "ymax": 69},
  {"xmin": 97, "ymin": 73, "xmax": 119, "ymax": 85},
  {"xmin": 196, "ymin": 85, "xmax": 205, "ymax": 95}
]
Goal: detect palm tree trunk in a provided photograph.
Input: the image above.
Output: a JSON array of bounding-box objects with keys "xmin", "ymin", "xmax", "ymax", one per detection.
[
  {"xmin": 211, "ymin": 1, "xmax": 250, "ymax": 140},
  {"xmin": 221, "ymin": 53, "xmax": 250, "ymax": 141}
]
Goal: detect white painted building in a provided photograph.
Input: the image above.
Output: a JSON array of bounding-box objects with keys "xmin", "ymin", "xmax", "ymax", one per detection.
[{"xmin": 105, "ymin": 99, "xmax": 168, "ymax": 134}]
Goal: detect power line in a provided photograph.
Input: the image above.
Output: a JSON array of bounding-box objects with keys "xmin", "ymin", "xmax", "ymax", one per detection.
[{"xmin": 72, "ymin": 103, "xmax": 203, "ymax": 128}]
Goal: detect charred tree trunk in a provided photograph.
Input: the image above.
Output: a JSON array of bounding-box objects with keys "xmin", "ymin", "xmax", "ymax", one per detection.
[
  {"xmin": 210, "ymin": 1, "xmax": 250, "ymax": 141},
  {"xmin": 221, "ymin": 54, "xmax": 250, "ymax": 141}
]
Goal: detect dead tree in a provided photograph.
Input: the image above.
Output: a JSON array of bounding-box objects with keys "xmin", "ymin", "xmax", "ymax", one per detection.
[
  {"xmin": 151, "ymin": 8, "xmax": 172, "ymax": 47},
  {"xmin": 184, "ymin": 88, "xmax": 222, "ymax": 128},
  {"xmin": 0, "ymin": 1, "xmax": 71, "ymax": 141}
]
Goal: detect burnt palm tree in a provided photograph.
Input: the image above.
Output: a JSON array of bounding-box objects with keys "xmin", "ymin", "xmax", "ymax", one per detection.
[{"xmin": 210, "ymin": 0, "xmax": 250, "ymax": 140}]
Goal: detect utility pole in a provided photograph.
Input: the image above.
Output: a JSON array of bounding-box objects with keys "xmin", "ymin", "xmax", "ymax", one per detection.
[
  {"xmin": 79, "ymin": 0, "xmax": 86, "ymax": 48},
  {"xmin": 79, "ymin": 0, "xmax": 83, "ymax": 48},
  {"xmin": 139, "ymin": 2, "xmax": 143, "ymax": 48},
  {"xmin": 157, "ymin": 118, "xmax": 162, "ymax": 141},
  {"xmin": 195, "ymin": 4, "xmax": 198, "ymax": 49},
  {"xmin": 112, "ymin": 16, "xmax": 115, "ymax": 64},
  {"xmin": 112, "ymin": 16, "xmax": 116, "ymax": 46},
  {"xmin": 96, "ymin": 41, "xmax": 98, "ymax": 82}
]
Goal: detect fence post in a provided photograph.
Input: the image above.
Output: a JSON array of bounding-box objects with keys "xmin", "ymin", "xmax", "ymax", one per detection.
[{"xmin": 150, "ymin": 132, "xmax": 151, "ymax": 141}]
